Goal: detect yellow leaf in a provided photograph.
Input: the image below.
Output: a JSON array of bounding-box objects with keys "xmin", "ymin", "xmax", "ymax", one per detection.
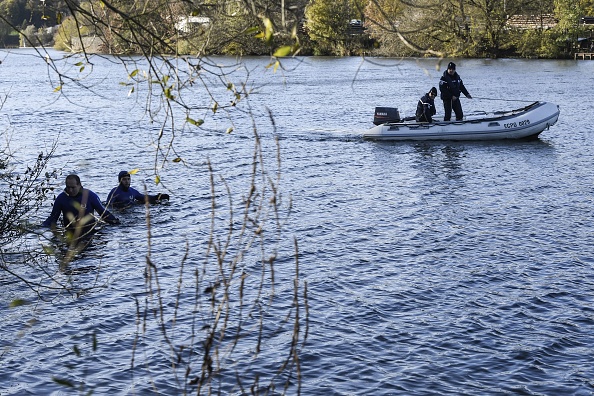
[
  {"xmin": 155, "ymin": 175, "xmax": 161, "ymax": 185},
  {"xmin": 186, "ymin": 117, "xmax": 204, "ymax": 126},
  {"xmin": 129, "ymin": 168, "xmax": 140, "ymax": 175},
  {"xmin": 212, "ymin": 102, "xmax": 218, "ymax": 113},
  {"xmin": 273, "ymin": 46, "xmax": 292, "ymax": 57},
  {"xmin": 173, "ymin": 157, "xmax": 182, "ymax": 163},
  {"xmin": 263, "ymin": 18, "xmax": 274, "ymax": 42},
  {"xmin": 130, "ymin": 69, "xmax": 139, "ymax": 78},
  {"xmin": 226, "ymin": 127, "xmax": 234, "ymax": 134},
  {"xmin": 54, "ymin": 85, "xmax": 62, "ymax": 92},
  {"xmin": 273, "ymin": 60, "xmax": 280, "ymax": 72}
]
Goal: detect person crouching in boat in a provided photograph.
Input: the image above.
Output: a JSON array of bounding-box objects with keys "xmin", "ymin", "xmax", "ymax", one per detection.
[
  {"xmin": 106, "ymin": 171, "xmax": 170, "ymax": 208},
  {"xmin": 42, "ymin": 174, "xmax": 120, "ymax": 240},
  {"xmin": 415, "ymin": 86, "xmax": 437, "ymax": 123}
]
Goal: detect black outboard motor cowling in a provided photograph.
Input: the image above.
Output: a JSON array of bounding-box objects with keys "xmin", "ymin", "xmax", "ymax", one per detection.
[{"xmin": 373, "ymin": 107, "xmax": 400, "ymax": 125}]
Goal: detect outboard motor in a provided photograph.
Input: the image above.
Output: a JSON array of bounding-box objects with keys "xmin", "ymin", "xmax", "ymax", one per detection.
[{"xmin": 373, "ymin": 107, "xmax": 400, "ymax": 125}]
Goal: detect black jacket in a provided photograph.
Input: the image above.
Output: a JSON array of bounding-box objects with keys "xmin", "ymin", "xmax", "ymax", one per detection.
[
  {"xmin": 439, "ymin": 70, "xmax": 470, "ymax": 101},
  {"xmin": 415, "ymin": 93, "xmax": 436, "ymax": 122}
]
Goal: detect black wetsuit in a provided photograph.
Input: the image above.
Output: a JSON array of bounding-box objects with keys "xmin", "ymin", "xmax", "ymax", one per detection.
[{"xmin": 439, "ymin": 70, "xmax": 470, "ymax": 121}]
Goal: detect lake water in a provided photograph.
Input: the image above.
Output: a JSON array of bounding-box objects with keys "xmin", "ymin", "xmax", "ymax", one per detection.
[{"xmin": 1, "ymin": 48, "xmax": 594, "ymax": 395}]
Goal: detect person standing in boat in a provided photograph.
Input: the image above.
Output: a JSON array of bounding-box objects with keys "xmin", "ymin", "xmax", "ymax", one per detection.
[
  {"xmin": 415, "ymin": 86, "xmax": 438, "ymax": 123},
  {"xmin": 439, "ymin": 62, "xmax": 472, "ymax": 121},
  {"xmin": 106, "ymin": 171, "xmax": 170, "ymax": 208}
]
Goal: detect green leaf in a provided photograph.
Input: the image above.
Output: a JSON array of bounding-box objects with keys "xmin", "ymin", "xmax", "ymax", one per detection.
[
  {"xmin": 273, "ymin": 46, "xmax": 293, "ymax": 57},
  {"xmin": 164, "ymin": 87, "xmax": 175, "ymax": 100},
  {"xmin": 9, "ymin": 299, "xmax": 28, "ymax": 308},
  {"xmin": 42, "ymin": 245, "xmax": 55, "ymax": 254},
  {"xmin": 130, "ymin": 69, "xmax": 139, "ymax": 78},
  {"xmin": 245, "ymin": 27, "xmax": 260, "ymax": 35}
]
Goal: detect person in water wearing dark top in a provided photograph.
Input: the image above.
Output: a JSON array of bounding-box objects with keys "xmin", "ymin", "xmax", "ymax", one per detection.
[
  {"xmin": 106, "ymin": 171, "xmax": 170, "ymax": 208},
  {"xmin": 42, "ymin": 174, "xmax": 120, "ymax": 238},
  {"xmin": 415, "ymin": 86, "xmax": 437, "ymax": 123},
  {"xmin": 439, "ymin": 62, "xmax": 472, "ymax": 121}
]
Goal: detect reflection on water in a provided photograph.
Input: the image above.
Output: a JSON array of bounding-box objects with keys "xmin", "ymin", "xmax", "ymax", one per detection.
[{"xmin": 413, "ymin": 143, "xmax": 464, "ymax": 179}]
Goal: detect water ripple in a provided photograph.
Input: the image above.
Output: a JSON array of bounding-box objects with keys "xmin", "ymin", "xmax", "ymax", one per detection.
[{"xmin": 2, "ymin": 52, "xmax": 594, "ymax": 394}]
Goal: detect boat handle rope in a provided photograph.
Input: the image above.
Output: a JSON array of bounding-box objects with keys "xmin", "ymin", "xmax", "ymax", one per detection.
[{"xmin": 466, "ymin": 96, "xmax": 534, "ymax": 103}]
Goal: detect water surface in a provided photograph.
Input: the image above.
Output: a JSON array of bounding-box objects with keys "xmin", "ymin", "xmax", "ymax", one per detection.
[{"xmin": 1, "ymin": 49, "xmax": 594, "ymax": 395}]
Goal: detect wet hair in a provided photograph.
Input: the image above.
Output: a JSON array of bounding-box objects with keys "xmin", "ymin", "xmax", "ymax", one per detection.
[
  {"xmin": 118, "ymin": 171, "xmax": 130, "ymax": 182},
  {"xmin": 65, "ymin": 174, "xmax": 81, "ymax": 185}
]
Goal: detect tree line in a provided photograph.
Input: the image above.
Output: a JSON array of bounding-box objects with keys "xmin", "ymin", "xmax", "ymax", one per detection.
[
  {"xmin": 1, "ymin": 0, "xmax": 594, "ymax": 58},
  {"xmin": 0, "ymin": 0, "xmax": 594, "ymax": 58}
]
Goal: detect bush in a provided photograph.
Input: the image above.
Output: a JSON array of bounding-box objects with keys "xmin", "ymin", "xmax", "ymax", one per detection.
[{"xmin": 53, "ymin": 17, "xmax": 90, "ymax": 52}]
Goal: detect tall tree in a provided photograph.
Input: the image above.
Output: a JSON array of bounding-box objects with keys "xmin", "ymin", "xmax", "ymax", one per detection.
[
  {"xmin": 365, "ymin": 0, "xmax": 444, "ymax": 56},
  {"xmin": 305, "ymin": 0, "xmax": 366, "ymax": 55}
]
